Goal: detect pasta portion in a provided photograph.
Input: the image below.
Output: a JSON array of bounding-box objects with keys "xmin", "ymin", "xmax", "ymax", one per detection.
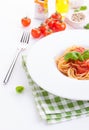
[{"xmin": 56, "ymin": 46, "xmax": 89, "ymax": 80}]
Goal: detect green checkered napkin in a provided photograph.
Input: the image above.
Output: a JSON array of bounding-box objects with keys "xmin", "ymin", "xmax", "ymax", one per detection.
[{"xmin": 22, "ymin": 56, "xmax": 89, "ymax": 124}]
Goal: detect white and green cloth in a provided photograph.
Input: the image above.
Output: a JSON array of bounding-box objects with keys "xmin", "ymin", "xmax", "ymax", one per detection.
[{"xmin": 22, "ymin": 56, "xmax": 89, "ymax": 124}]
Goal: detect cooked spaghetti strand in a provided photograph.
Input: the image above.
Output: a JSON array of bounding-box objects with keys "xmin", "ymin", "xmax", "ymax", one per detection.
[{"xmin": 56, "ymin": 46, "xmax": 89, "ymax": 80}]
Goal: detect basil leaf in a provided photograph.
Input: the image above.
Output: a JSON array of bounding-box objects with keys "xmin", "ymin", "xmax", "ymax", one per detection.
[
  {"xmin": 75, "ymin": 52, "xmax": 84, "ymax": 61},
  {"xmin": 84, "ymin": 23, "xmax": 89, "ymax": 29},
  {"xmin": 82, "ymin": 50, "xmax": 89, "ymax": 60},
  {"xmin": 64, "ymin": 49, "xmax": 89, "ymax": 62},
  {"xmin": 80, "ymin": 6, "xmax": 87, "ymax": 11},
  {"xmin": 74, "ymin": 6, "xmax": 87, "ymax": 13},
  {"xmin": 64, "ymin": 52, "xmax": 79, "ymax": 61},
  {"xmin": 78, "ymin": 55, "xmax": 84, "ymax": 61},
  {"xmin": 16, "ymin": 86, "xmax": 24, "ymax": 93}
]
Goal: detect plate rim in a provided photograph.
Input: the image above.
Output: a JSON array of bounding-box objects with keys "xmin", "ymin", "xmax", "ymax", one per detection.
[{"xmin": 26, "ymin": 30, "xmax": 89, "ymax": 100}]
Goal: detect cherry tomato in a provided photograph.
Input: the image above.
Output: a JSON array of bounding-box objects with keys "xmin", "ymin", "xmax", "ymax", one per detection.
[
  {"xmin": 31, "ymin": 28, "xmax": 42, "ymax": 38},
  {"xmin": 54, "ymin": 21, "xmax": 66, "ymax": 32},
  {"xmin": 59, "ymin": 22, "xmax": 66, "ymax": 31},
  {"xmin": 21, "ymin": 17, "xmax": 31, "ymax": 27},
  {"xmin": 50, "ymin": 12, "xmax": 62, "ymax": 20},
  {"xmin": 39, "ymin": 24, "xmax": 49, "ymax": 33},
  {"xmin": 30, "ymin": 12, "xmax": 66, "ymax": 39},
  {"xmin": 47, "ymin": 19, "xmax": 56, "ymax": 29},
  {"xmin": 44, "ymin": 18, "xmax": 52, "ymax": 24},
  {"xmin": 43, "ymin": 29, "xmax": 53, "ymax": 36}
]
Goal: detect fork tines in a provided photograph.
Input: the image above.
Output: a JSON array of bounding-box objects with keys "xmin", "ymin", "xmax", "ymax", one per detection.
[{"xmin": 20, "ymin": 32, "xmax": 30, "ymax": 43}]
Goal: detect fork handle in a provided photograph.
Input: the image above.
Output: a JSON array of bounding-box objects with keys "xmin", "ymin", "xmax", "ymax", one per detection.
[{"xmin": 3, "ymin": 49, "xmax": 22, "ymax": 84}]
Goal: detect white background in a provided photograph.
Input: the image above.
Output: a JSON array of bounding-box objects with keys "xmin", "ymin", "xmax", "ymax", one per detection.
[{"xmin": 0, "ymin": 0, "xmax": 89, "ymax": 130}]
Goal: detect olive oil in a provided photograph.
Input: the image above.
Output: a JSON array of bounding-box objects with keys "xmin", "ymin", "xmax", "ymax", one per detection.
[{"xmin": 56, "ymin": 0, "xmax": 69, "ymax": 16}]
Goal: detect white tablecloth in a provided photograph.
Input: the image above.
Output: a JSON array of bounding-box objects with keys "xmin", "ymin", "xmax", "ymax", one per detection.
[{"xmin": 0, "ymin": 0, "xmax": 89, "ymax": 129}]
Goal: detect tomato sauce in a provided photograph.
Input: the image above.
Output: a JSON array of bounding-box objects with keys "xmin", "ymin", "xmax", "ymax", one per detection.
[{"xmin": 71, "ymin": 60, "xmax": 89, "ymax": 74}]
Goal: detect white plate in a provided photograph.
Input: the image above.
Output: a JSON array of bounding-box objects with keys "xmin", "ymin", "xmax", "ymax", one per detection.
[{"xmin": 27, "ymin": 30, "xmax": 89, "ymax": 100}]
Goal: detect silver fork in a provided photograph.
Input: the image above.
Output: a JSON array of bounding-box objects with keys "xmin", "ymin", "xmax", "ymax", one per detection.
[{"xmin": 3, "ymin": 32, "xmax": 30, "ymax": 84}]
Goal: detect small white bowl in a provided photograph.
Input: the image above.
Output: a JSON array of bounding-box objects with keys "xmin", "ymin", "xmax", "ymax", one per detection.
[{"xmin": 64, "ymin": 11, "xmax": 87, "ymax": 29}]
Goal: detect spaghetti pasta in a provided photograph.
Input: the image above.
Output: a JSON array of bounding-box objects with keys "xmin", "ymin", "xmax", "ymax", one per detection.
[{"xmin": 56, "ymin": 46, "xmax": 89, "ymax": 80}]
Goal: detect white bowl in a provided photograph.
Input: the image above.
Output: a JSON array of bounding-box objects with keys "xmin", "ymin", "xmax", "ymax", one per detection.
[{"xmin": 64, "ymin": 10, "xmax": 88, "ymax": 29}]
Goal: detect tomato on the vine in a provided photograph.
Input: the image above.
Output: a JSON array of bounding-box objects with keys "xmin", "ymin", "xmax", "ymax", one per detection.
[
  {"xmin": 44, "ymin": 18, "xmax": 52, "ymax": 24},
  {"xmin": 50, "ymin": 12, "xmax": 62, "ymax": 20},
  {"xmin": 39, "ymin": 24, "xmax": 49, "ymax": 34},
  {"xmin": 43, "ymin": 29, "xmax": 53, "ymax": 36},
  {"xmin": 30, "ymin": 12, "xmax": 66, "ymax": 39},
  {"xmin": 47, "ymin": 19, "xmax": 56, "ymax": 29},
  {"xmin": 59, "ymin": 22, "xmax": 66, "ymax": 31},
  {"xmin": 54, "ymin": 21, "xmax": 66, "ymax": 32},
  {"xmin": 21, "ymin": 17, "xmax": 31, "ymax": 27},
  {"xmin": 31, "ymin": 28, "xmax": 42, "ymax": 38}
]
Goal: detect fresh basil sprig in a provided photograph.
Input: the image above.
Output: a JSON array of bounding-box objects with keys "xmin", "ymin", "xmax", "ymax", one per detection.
[
  {"xmin": 64, "ymin": 52, "xmax": 81, "ymax": 61},
  {"xmin": 74, "ymin": 6, "xmax": 87, "ymax": 12},
  {"xmin": 64, "ymin": 50, "xmax": 89, "ymax": 62}
]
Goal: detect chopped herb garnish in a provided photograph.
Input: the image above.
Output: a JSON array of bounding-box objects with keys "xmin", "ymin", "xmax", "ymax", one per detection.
[{"xmin": 16, "ymin": 86, "xmax": 24, "ymax": 93}]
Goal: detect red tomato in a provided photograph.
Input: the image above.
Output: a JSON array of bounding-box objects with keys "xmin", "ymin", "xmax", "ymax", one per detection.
[
  {"xmin": 39, "ymin": 24, "xmax": 49, "ymax": 33},
  {"xmin": 31, "ymin": 28, "xmax": 42, "ymax": 38},
  {"xmin": 50, "ymin": 12, "xmax": 62, "ymax": 20},
  {"xmin": 43, "ymin": 29, "xmax": 53, "ymax": 36},
  {"xmin": 30, "ymin": 12, "xmax": 66, "ymax": 39},
  {"xmin": 47, "ymin": 19, "xmax": 57, "ymax": 29},
  {"xmin": 59, "ymin": 22, "xmax": 66, "ymax": 31},
  {"xmin": 21, "ymin": 17, "xmax": 31, "ymax": 27},
  {"xmin": 54, "ymin": 21, "xmax": 66, "ymax": 32},
  {"xmin": 44, "ymin": 18, "xmax": 52, "ymax": 24}
]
